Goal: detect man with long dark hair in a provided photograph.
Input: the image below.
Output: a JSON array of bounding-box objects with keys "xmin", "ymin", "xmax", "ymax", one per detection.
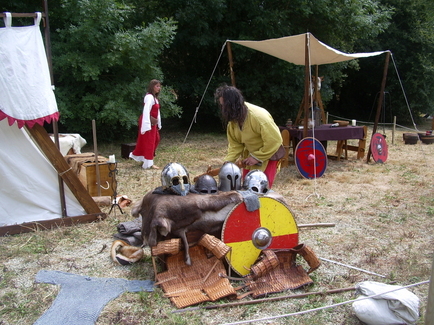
[{"xmin": 215, "ymin": 85, "xmax": 283, "ymax": 187}]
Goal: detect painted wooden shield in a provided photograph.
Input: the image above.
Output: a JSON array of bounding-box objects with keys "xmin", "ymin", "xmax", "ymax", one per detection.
[
  {"xmin": 370, "ymin": 133, "xmax": 388, "ymax": 163},
  {"xmin": 221, "ymin": 196, "xmax": 298, "ymax": 276},
  {"xmin": 295, "ymin": 137, "xmax": 327, "ymax": 179}
]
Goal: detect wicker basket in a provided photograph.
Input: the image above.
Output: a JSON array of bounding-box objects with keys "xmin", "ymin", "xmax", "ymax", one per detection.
[
  {"xmin": 250, "ymin": 250, "xmax": 280, "ymax": 279},
  {"xmin": 151, "ymin": 238, "xmax": 182, "ymax": 256},
  {"xmin": 198, "ymin": 234, "xmax": 231, "ymax": 259}
]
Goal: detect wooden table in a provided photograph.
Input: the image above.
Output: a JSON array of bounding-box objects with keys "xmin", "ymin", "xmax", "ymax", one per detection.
[{"xmin": 280, "ymin": 124, "xmax": 366, "ymax": 160}]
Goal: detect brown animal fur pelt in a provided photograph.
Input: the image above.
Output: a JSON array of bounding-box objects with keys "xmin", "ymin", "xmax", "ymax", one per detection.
[
  {"xmin": 132, "ymin": 191, "xmax": 243, "ymax": 265},
  {"xmin": 110, "ymin": 240, "xmax": 144, "ymax": 265}
]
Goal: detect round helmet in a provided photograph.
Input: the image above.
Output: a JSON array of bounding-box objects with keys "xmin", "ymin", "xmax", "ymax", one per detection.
[
  {"xmin": 161, "ymin": 162, "xmax": 191, "ymax": 196},
  {"xmin": 242, "ymin": 170, "xmax": 269, "ymax": 194},
  {"xmin": 194, "ymin": 174, "xmax": 218, "ymax": 194},
  {"xmin": 218, "ymin": 162, "xmax": 241, "ymax": 191}
]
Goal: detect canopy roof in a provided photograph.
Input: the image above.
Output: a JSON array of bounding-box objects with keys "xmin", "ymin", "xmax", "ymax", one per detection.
[{"xmin": 228, "ymin": 32, "xmax": 387, "ymax": 66}]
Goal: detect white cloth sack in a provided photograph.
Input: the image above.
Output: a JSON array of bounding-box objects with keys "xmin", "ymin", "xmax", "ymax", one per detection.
[
  {"xmin": 352, "ymin": 281, "xmax": 420, "ymax": 325},
  {"xmin": 0, "ymin": 12, "xmax": 58, "ymax": 124}
]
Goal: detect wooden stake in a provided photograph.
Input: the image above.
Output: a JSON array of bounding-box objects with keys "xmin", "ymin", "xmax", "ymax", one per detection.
[
  {"xmin": 298, "ymin": 223, "xmax": 335, "ymax": 228},
  {"xmin": 392, "ymin": 116, "xmax": 396, "ymax": 145},
  {"xmin": 425, "ymin": 254, "xmax": 434, "ymax": 324},
  {"xmin": 202, "ymin": 260, "xmax": 220, "ymax": 284},
  {"xmin": 92, "ymin": 120, "xmax": 101, "ymax": 197},
  {"xmin": 172, "ymin": 286, "xmax": 355, "ymax": 313}
]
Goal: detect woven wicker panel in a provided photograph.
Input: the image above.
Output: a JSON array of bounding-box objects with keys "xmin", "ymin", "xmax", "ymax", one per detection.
[
  {"xmin": 203, "ymin": 278, "xmax": 237, "ymax": 301},
  {"xmin": 169, "ymin": 289, "xmax": 210, "ymax": 309},
  {"xmin": 156, "ymin": 245, "xmax": 236, "ymax": 308},
  {"xmin": 198, "ymin": 234, "xmax": 231, "ymax": 259},
  {"xmin": 246, "ymin": 250, "xmax": 314, "ymax": 298},
  {"xmin": 151, "ymin": 238, "xmax": 182, "ymax": 256}
]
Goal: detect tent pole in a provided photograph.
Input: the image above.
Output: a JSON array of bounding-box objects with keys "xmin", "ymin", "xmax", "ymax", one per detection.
[
  {"xmin": 302, "ymin": 33, "xmax": 310, "ymax": 138},
  {"xmin": 227, "ymin": 42, "xmax": 236, "ymax": 87},
  {"xmin": 40, "ymin": 0, "xmax": 68, "ymax": 217},
  {"xmin": 42, "ymin": 0, "xmax": 54, "ymax": 85},
  {"xmin": 26, "ymin": 124, "xmax": 103, "ymax": 215},
  {"xmin": 367, "ymin": 51, "xmax": 391, "ymax": 162},
  {"xmin": 52, "ymin": 120, "xmax": 67, "ymax": 217}
]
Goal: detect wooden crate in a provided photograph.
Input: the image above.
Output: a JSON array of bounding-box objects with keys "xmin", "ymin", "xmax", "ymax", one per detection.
[
  {"xmin": 121, "ymin": 143, "xmax": 136, "ymax": 159},
  {"xmin": 79, "ymin": 162, "xmax": 114, "ymax": 197}
]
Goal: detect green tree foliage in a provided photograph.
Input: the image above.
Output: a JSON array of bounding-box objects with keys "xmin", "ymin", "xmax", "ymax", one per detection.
[
  {"xmin": 50, "ymin": 0, "xmax": 180, "ymax": 140},
  {"xmin": 333, "ymin": 0, "xmax": 434, "ymax": 124},
  {"xmin": 3, "ymin": 0, "xmax": 434, "ymax": 135},
  {"xmin": 3, "ymin": 0, "xmax": 180, "ymax": 141},
  {"xmin": 146, "ymin": 0, "xmax": 393, "ymax": 130}
]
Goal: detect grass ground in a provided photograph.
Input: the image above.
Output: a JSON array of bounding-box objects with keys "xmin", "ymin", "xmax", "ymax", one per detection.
[{"xmin": 0, "ymin": 121, "xmax": 433, "ymax": 324}]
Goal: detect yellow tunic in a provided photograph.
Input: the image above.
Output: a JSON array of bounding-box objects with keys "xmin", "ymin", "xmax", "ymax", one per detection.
[{"xmin": 225, "ymin": 102, "xmax": 282, "ymax": 171}]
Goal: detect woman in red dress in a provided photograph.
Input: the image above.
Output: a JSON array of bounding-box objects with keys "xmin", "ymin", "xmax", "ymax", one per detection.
[{"xmin": 129, "ymin": 79, "xmax": 162, "ymax": 169}]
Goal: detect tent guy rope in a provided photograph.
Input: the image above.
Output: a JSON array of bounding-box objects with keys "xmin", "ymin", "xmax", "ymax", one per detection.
[
  {"xmin": 183, "ymin": 41, "xmax": 227, "ymax": 144},
  {"xmin": 219, "ymin": 280, "xmax": 429, "ymax": 325}
]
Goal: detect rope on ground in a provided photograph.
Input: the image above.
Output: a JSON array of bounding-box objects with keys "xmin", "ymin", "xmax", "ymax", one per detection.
[{"xmin": 219, "ymin": 280, "xmax": 429, "ymax": 325}]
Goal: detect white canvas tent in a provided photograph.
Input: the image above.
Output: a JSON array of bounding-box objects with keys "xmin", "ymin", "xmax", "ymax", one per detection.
[
  {"xmin": 227, "ymin": 33, "xmax": 391, "ymax": 158},
  {"xmin": 0, "ymin": 12, "xmax": 104, "ymax": 235},
  {"xmin": 0, "ymin": 119, "xmax": 85, "ymax": 225}
]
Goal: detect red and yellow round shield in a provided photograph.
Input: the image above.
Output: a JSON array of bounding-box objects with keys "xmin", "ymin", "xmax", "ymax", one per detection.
[{"xmin": 221, "ymin": 196, "xmax": 298, "ymax": 276}]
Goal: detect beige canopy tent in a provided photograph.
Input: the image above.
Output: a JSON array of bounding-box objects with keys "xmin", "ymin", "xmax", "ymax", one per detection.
[
  {"xmin": 226, "ymin": 33, "xmax": 390, "ymax": 161},
  {"xmin": 228, "ymin": 33, "xmax": 386, "ymax": 66}
]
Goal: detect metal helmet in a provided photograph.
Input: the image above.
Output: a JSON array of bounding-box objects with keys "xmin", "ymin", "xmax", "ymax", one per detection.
[
  {"xmin": 161, "ymin": 162, "xmax": 191, "ymax": 196},
  {"xmin": 242, "ymin": 170, "xmax": 269, "ymax": 194},
  {"xmin": 194, "ymin": 174, "xmax": 218, "ymax": 194},
  {"xmin": 218, "ymin": 162, "xmax": 241, "ymax": 191}
]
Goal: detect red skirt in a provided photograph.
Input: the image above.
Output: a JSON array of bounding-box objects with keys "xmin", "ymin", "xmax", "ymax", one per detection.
[{"xmin": 131, "ymin": 114, "xmax": 160, "ymax": 160}]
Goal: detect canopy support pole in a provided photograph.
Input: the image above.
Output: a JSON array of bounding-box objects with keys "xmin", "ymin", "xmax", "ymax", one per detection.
[
  {"xmin": 314, "ymin": 65, "xmax": 326, "ymax": 124},
  {"xmin": 296, "ymin": 65, "xmax": 326, "ymax": 129},
  {"xmin": 303, "ymin": 33, "xmax": 310, "ymax": 138},
  {"xmin": 367, "ymin": 51, "xmax": 391, "ymax": 162},
  {"xmin": 227, "ymin": 42, "xmax": 236, "ymax": 87}
]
